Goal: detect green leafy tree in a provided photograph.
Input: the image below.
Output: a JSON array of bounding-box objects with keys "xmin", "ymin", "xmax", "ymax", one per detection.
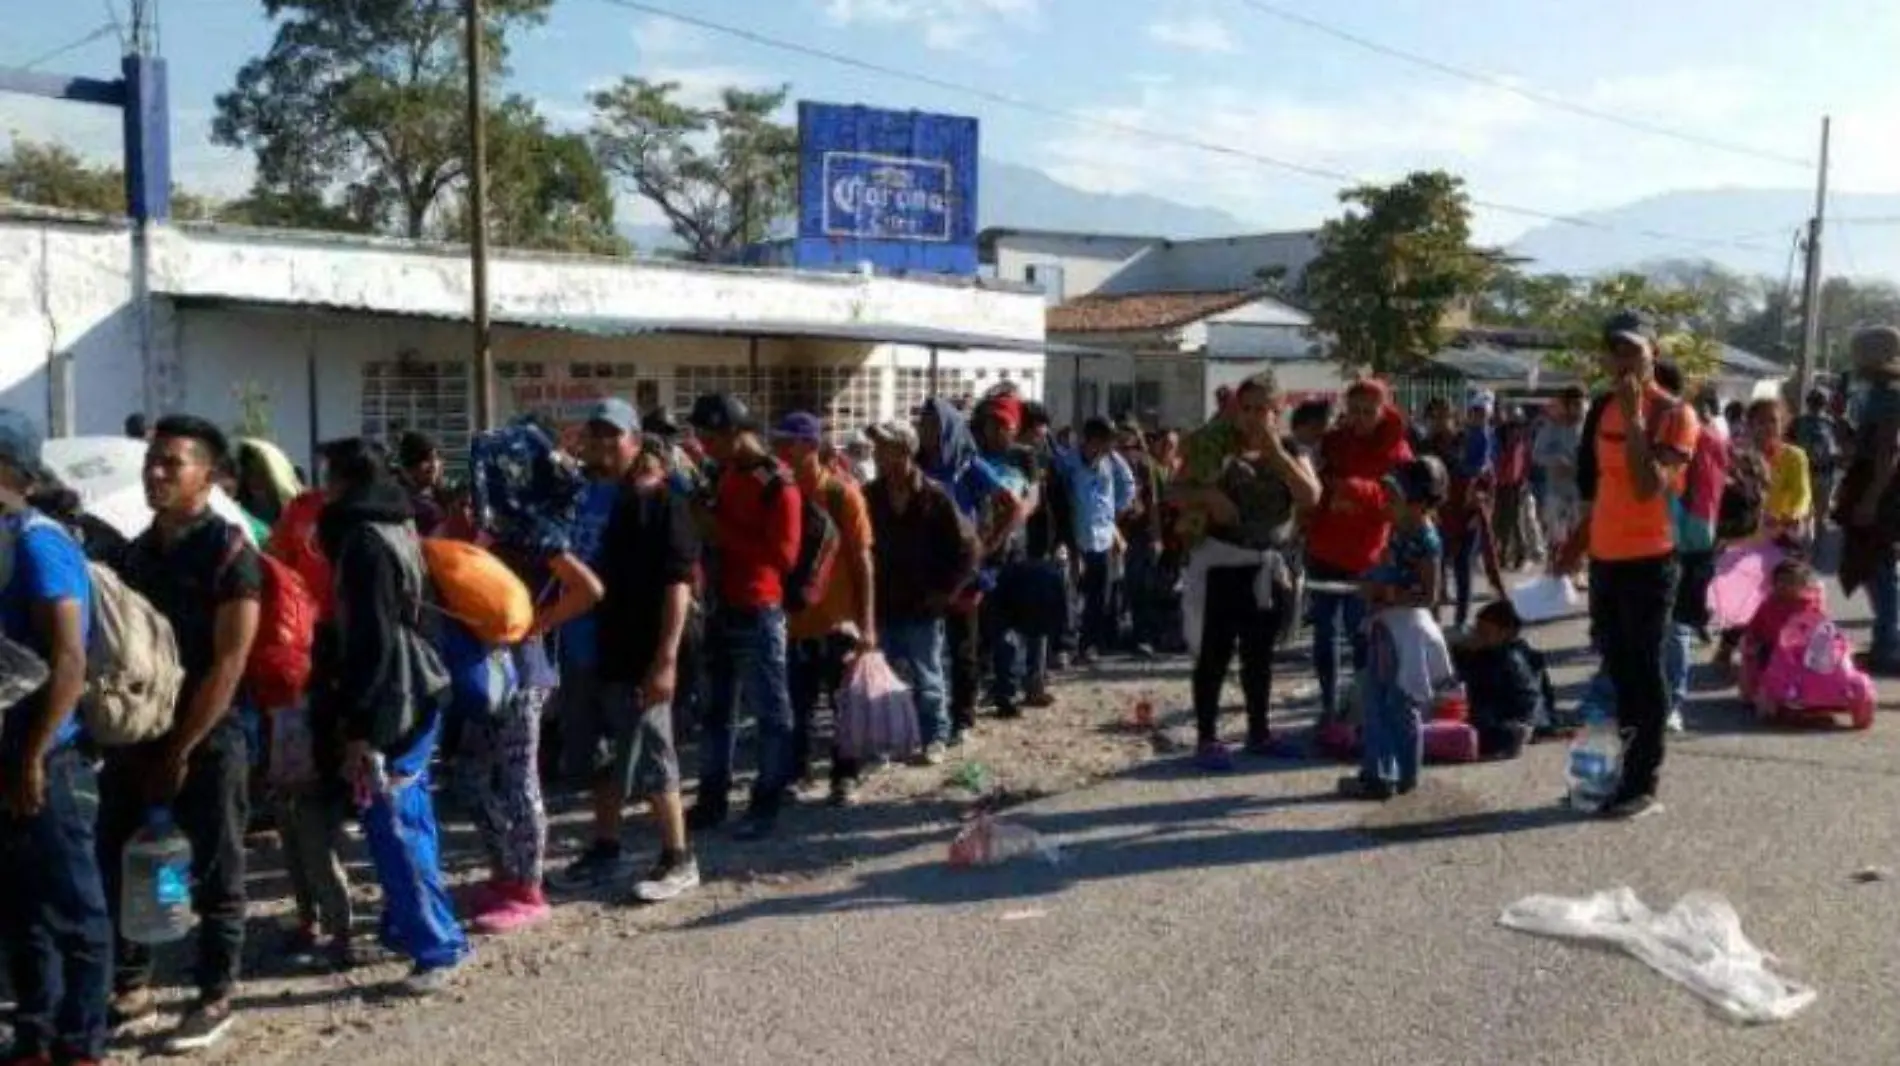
[
  {"xmin": 1, "ymin": 137, "xmax": 215, "ymax": 219},
  {"xmin": 1532, "ymin": 272, "xmax": 1722, "ymax": 384},
  {"xmin": 444, "ymin": 98, "xmax": 626, "ymax": 255},
  {"xmin": 1300, "ymin": 170, "xmax": 1491, "ymax": 374},
  {"xmin": 589, "ymin": 80, "xmax": 797, "ymax": 262},
  {"xmin": 212, "ymin": 0, "xmax": 552, "ymax": 239}
]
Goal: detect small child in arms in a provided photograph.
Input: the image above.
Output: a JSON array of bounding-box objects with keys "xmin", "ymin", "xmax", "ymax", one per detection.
[{"xmin": 1341, "ymin": 457, "xmax": 1451, "ymax": 800}]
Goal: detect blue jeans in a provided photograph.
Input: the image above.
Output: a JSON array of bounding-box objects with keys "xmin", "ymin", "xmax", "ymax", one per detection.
[
  {"xmin": 989, "ymin": 625, "xmax": 1048, "ymax": 707},
  {"xmin": 1870, "ymin": 556, "xmax": 1900, "ymax": 664},
  {"xmin": 1, "ymin": 746, "xmax": 111, "ymax": 1061},
  {"xmin": 1359, "ymin": 668, "xmax": 1422, "ymax": 789},
  {"xmin": 1665, "ymin": 623, "xmax": 1693, "ymax": 715},
  {"xmin": 1308, "ymin": 570, "xmax": 1368, "ymax": 718},
  {"xmin": 366, "ymin": 712, "xmax": 467, "ymax": 973},
  {"xmin": 882, "ymin": 618, "xmax": 950, "ymax": 745},
  {"xmin": 698, "ymin": 606, "xmax": 795, "ymax": 814}
]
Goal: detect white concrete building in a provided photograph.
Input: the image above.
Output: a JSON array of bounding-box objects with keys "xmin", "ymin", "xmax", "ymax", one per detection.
[{"xmin": 0, "ymin": 207, "xmax": 1048, "ymax": 470}]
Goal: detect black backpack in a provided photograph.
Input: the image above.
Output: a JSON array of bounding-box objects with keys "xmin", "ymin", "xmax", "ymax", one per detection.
[{"xmin": 768, "ymin": 473, "xmax": 843, "ymax": 614}]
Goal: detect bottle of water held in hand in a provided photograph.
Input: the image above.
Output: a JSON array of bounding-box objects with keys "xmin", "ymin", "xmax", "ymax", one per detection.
[
  {"xmin": 122, "ymin": 807, "xmax": 195, "ymax": 945},
  {"xmin": 1565, "ymin": 703, "xmax": 1623, "ymax": 812}
]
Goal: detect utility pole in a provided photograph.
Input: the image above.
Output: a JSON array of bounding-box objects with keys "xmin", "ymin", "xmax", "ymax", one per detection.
[
  {"xmin": 466, "ymin": 0, "xmax": 495, "ymax": 432},
  {"xmin": 1796, "ymin": 116, "xmax": 1831, "ymax": 400}
]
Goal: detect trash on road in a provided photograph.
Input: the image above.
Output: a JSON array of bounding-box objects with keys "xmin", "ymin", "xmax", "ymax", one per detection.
[
  {"xmin": 947, "ymin": 815, "xmax": 1061, "ymax": 868},
  {"xmin": 1850, "ymin": 865, "xmax": 1891, "ymax": 884},
  {"xmin": 1126, "ymin": 692, "xmax": 1157, "ymax": 730},
  {"xmin": 1499, "ymin": 888, "xmax": 1816, "ymax": 1024},
  {"xmin": 999, "ymin": 908, "xmax": 1048, "ymax": 922},
  {"xmin": 1508, "ymin": 575, "xmax": 1584, "ymax": 624}
]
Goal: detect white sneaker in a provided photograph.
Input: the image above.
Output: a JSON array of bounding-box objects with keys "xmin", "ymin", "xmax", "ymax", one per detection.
[{"xmin": 1666, "ymin": 710, "xmax": 1686, "ymax": 734}]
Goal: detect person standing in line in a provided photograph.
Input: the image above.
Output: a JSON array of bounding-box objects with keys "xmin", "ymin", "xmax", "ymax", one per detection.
[
  {"xmin": 317, "ymin": 438, "xmax": 467, "ymax": 992},
  {"xmin": 963, "ymin": 394, "xmax": 1039, "ymax": 719},
  {"xmin": 1533, "ymin": 387, "xmax": 1587, "ymax": 564},
  {"xmin": 1051, "ymin": 417, "xmax": 1136, "ymax": 664},
  {"xmin": 1565, "ymin": 312, "xmax": 1699, "ymax": 820},
  {"xmin": 1305, "ymin": 380, "xmax": 1412, "ymax": 726},
  {"xmin": 915, "ymin": 397, "xmax": 986, "ymax": 733},
  {"xmin": 686, "ymin": 394, "xmax": 801, "ymax": 840},
  {"xmin": 1115, "ymin": 423, "xmax": 1167, "ymax": 657},
  {"xmin": 772, "ymin": 413, "xmax": 879, "ymax": 788},
  {"xmin": 859, "ymin": 421, "xmax": 980, "ymax": 793},
  {"xmin": 1172, "ymin": 375, "xmax": 1321, "ymax": 769},
  {"xmin": 462, "ymin": 423, "xmax": 602, "ymax": 934},
  {"xmin": 103, "ymin": 416, "xmax": 262, "ymax": 1052},
  {"xmin": 1019, "ymin": 402, "xmax": 1074, "ymax": 687},
  {"xmin": 0, "ymin": 410, "xmax": 109, "ymax": 1066}
]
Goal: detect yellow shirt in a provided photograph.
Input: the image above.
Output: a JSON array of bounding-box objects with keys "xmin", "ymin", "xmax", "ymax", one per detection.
[{"xmin": 1763, "ymin": 443, "xmax": 1812, "ymax": 524}]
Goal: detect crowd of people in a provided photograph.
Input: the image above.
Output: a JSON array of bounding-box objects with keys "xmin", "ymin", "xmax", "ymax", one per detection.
[{"xmin": 3, "ymin": 313, "xmax": 1899, "ymax": 1064}]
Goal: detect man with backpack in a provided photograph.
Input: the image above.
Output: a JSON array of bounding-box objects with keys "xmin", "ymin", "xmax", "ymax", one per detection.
[
  {"xmin": 103, "ymin": 415, "xmax": 262, "ymax": 1052},
  {"xmin": 0, "ymin": 408, "xmax": 110, "ymax": 1066},
  {"xmin": 317, "ymin": 438, "xmax": 466, "ymax": 993},
  {"xmin": 686, "ymin": 393, "xmax": 802, "ymax": 840},
  {"xmin": 771, "ymin": 412, "xmax": 879, "ymax": 795}
]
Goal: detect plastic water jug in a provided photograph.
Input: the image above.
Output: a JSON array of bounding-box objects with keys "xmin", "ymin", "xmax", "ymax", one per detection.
[
  {"xmin": 121, "ymin": 808, "xmax": 195, "ymax": 945},
  {"xmin": 1565, "ymin": 709, "xmax": 1622, "ymax": 812}
]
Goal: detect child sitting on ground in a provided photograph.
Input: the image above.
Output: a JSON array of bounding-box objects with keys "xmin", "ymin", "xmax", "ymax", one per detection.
[
  {"xmin": 1452, "ymin": 601, "xmax": 1555, "ymax": 759},
  {"xmin": 1339, "ymin": 457, "xmax": 1454, "ymax": 800}
]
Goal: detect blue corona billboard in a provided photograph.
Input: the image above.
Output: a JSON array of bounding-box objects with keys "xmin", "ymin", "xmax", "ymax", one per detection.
[{"xmin": 794, "ymin": 102, "xmax": 979, "ymax": 275}]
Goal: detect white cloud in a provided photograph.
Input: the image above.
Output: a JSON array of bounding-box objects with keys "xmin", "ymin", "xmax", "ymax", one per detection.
[
  {"xmin": 821, "ymin": 0, "xmax": 1041, "ymax": 51},
  {"xmin": 1145, "ymin": 15, "xmax": 1236, "ymax": 54},
  {"xmin": 630, "ymin": 14, "xmax": 708, "ymax": 59},
  {"xmin": 1034, "ymin": 66, "xmax": 1869, "ymax": 246}
]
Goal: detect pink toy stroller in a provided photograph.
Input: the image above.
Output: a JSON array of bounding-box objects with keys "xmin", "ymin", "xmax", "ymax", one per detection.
[{"xmin": 1740, "ymin": 609, "xmax": 1876, "ymax": 730}]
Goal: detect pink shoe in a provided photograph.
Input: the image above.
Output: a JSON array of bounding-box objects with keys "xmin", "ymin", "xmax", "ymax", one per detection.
[{"xmin": 470, "ymin": 882, "xmax": 551, "ymax": 935}]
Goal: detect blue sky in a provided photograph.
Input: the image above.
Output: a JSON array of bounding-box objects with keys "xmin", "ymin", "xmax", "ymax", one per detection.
[{"xmin": 4, "ymin": 0, "xmax": 1896, "ymax": 245}]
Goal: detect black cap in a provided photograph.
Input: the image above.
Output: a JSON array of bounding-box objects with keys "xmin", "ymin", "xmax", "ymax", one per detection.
[
  {"xmin": 688, "ymin": 392, "xmax": 754, "ymax": 434},
  {"xmin": 1602, "ymin": 309, "xmax": 1658, "ymax": 350},
  {"xmin": 641, "ymin": 406, "xmax": 682, "ymax": 439}
]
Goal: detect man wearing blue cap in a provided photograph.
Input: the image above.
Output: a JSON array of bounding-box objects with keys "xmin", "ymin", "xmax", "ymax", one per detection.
[{"xmin": 0, "ymin": 408, "xmax": 108, "ymax": 1065}]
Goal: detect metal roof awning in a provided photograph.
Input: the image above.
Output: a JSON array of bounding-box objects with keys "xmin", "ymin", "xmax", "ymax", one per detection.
[{"xmin": 166, "ymin": 293, "xmax": 1050, "ymax": 353}]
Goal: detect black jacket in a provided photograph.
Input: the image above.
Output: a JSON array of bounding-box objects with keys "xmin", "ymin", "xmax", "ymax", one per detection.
[{"xmin": 319, "ymin": 481, "xmax": 448, "ymax": 753}]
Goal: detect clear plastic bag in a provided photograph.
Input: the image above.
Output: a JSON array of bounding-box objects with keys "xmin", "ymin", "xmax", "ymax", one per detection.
[
  {"xmin": 1499, "ymin": 888, "xmax": 1817, "ymax": 1024},
  {"xmin": 833, "ymin": 651, "xmax": 921, "ymax": 763},
  {"xmin": 947, "ymin": 814, "xmax": 1062, "ymax": 868}
]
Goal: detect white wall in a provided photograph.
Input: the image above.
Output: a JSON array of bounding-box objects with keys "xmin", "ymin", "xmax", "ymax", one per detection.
[
  {"xmin": 989, "ymin": 232, "xmax": 1157, "ymax": 302},
  {"xmin": 0, "ymin": 214, "xmax": 1046, "ymax": 467}
]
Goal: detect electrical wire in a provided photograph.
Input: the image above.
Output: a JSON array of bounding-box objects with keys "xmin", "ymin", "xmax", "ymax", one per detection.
[
  {"xmin": 594, "ymin": 0, "xmax": 1781, "ymax": 255},
  {"xmin": 1230, "ymin": 0, "xmax": 1812, "ymax": 170},
  {"xmin": 14, "ymin": 24, "xmax": 116, "ymax": 71}
]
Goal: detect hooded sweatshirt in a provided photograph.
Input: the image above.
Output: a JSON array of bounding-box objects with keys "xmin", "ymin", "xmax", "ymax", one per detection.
[
  {"xmin": 1307, "ymin": 401, "xmax": 1412, "ymax": 575},
  {"xmin": 319, "ymin": 479, "xmax": 449, "ymax": 753},
  {"xmin": 919, "ymin": 397, "xmax": 978, "ymax": 514}
]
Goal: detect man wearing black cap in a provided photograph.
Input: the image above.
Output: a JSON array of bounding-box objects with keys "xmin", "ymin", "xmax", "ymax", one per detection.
[
  {"xmin": 1568, "ymin": 311, "xmax": 1700, "ymax": 820},
  {"xmin": 0, "ymin": 408, "xmax": 111, "ymax": 1066},
  {"xmin": 686, "ymin": 393, "xmax": 802, "ymax": 838}
]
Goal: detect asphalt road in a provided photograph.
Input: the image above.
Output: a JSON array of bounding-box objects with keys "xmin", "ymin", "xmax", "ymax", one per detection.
[{"xmin": 250, "ymin": 585, "xmax": 1900, "ymax": 1066}]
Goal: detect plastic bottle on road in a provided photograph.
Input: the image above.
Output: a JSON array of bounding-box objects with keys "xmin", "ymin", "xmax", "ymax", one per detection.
[
  {"xmin": 1565, "ymin": 704, "xmax": 1622, "ymax": 812},
  {"xmin": 121, "ymin": 807, "xmax": 195, "ymax": 946},
  {"xmin": 948, "ymin": 815, "xmax": 1061, "ymax": 867}
]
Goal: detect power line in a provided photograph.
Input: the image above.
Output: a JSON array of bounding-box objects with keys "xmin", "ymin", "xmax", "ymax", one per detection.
[
  {"xmin": 13, "ymin": 24, "xmax": 116, "ymax": 71},
  {"xmin": 1230, "ymin": 0, "xmax": 1813, "ymax": 170},
  {"xmin": 596, "ymin": 0, "xmax": 1780, "ymax": 255}
]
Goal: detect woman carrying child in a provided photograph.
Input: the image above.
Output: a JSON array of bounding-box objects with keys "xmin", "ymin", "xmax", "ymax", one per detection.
[
  {"xmin": 1713, "ymin": 399, "xmax": 1812, "ymax": 671},
  {"xmin": 1341, "ymin": 457, "xmax": 1455, "ymax": 800}
]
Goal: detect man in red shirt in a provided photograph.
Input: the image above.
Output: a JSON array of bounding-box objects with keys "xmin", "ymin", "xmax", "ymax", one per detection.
[{"xmin": 685, "ymin": 393, "xmax": 803, "ymax": 839}]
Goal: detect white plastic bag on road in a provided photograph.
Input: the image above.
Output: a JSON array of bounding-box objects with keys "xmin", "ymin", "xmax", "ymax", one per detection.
[
  {"xmin": 1508, "ymin": 575, "xmax": 1584, "ymax": 624},
  {"xmin": 1499, "ymin": 888, "xmax": 1816, "ymax": 1024}
]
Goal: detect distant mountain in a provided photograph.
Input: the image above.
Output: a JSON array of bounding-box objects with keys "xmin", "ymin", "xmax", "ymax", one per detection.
[
  {"xmin": 1507, "ymin": 189, "xmax": 1900, "ymax": 281},
  {"xmin": 618, "ymin": 157, "xmax": 1251, "ymax": 254}
]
